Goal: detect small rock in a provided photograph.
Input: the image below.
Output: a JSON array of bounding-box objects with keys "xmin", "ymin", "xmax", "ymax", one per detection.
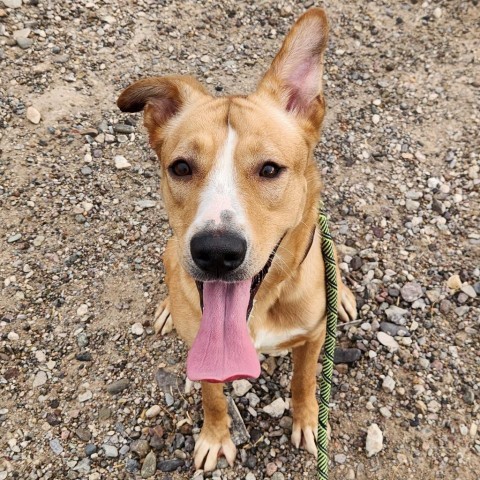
[
  {"xmin": 463, "ymin": 389, "xmax": 475, "ymax": 405},
  {"xmin": 3, "ymin": 0, "xmax": 22, "ymax": 8},
  {"xmin": 113, "ymin": 124, "xmax": 134, "ymax": 134},
  {"xmin": 103, "ymin": 445, "xmax": 118, "ymax": 458},
  {"xmin": 7, "ymin": 233, "xmax": 22, "ymax": 243},
  {"xmin": 136, "ymin": 200, "xmax": 157, "ymax": 210},
  {"xmin": 26, "ymin": 106, "xmax": 41, "ymax": 124},
  {"xmin": 106, "ymin": 379, "xmax": 129, "ymax": 395},
  {"xmin": 155, "ymin": 368, "xmax": 183, "ymax": 392},
  {"xmin": 427, "ymin": 400, "xmax": 441, "ymax": 413},
  {"xmin": 76, "ymin": 427, "xmax": 91, "ymax": 442},
  {"xmin": 439, "ymin": 299, "xmax": 451, "ymax": 314},
  {"xmin": 372, "ymin": 114, "xmax": 380, "ymax": 124},
  {"xmin": 400, "ymin": 282, "xmax": 423, "ymax": 302},
  {"xmin": 16, "ymin": 37, "xmax": 33, "ymax": 49},
  {"xmin": 335, "ymin": 453, "xmax": 347, "ymax": 464},
  {"xmin": 145, "ymin": 405, "xmax": 161, "ymax": 418},
  {"xmin": 385, "ymin": 305, "xmax": 408, "ymax": 324},
  {"xmin": 77, "ymin": 304, "xmax": 88, "ymax": 317},
  {"xmin": 85, "ymin": 444, "xmax": 97, "ymax": 456},
  {"xmin": 114, "ymin": 155, "xmax": 131, "ymax": 170},
  {"xmin": 382, "ymin": 375, "xmax": 396, "ymax": 393},
  {"xmin": 433, "ymin": 7, "xmax": 442, "ymax": 18},
  {"xmin": 131, "ymin": 322, "xmax": 144, "ymax": 336},
  {"xmin": 227, "ymin": 396, "xmax": 250, "ymax": 446},
  {"xmin": 49, "ymin": 438, "xmax": 63, "ymax": 455},
  {"xmin": 33, "ymin": 371, "xmax": 47, "ymax": 388},
  {"xmin": 380, "ymin": 322, "xmax": 408, "ymax": 337},
  {"xmin": 460, "ymin": 284, "xmax": 477, "ymax": 299},
  {"xmin": 263, "ymin": 398, "xmax": 286, "ymax": 418},
  {"xmin": 78, "ymin": 390, "xmax": 93, "ymax": 402},
  {"xmin": 366, "ymin": 423, "xmax": 383, "ymax": 457},
  {"xmin": 141, "ymin": 451, "xmax": 157, "ymax": 478},
  {"xmin": 157, "ymin": 459, "xmax": 184, "ymax": 472},
  {"xmin": 334, "ymin": 348, "xmax": 361, "ymax": 364},
  {"xmin": 447, "ymin": 274, "xmax": 462, "ymax": 290},
  {"xmin": 377, "ymin": 332, "xmax": 400, "ymax": 352},
  {"xmin": 7, "ymin": 331, "xmax": 19, "ymax": 341},
  {"xmin": 33, "ymin": 235, "xmax": 45, "ymax": 247},
  {"xmin": 130, "ymin": 440, "xmax": 150, "ymax": 459},
  {"xmin": 232, "ymin": 379, "xmax": 253, "ymax": 396}
]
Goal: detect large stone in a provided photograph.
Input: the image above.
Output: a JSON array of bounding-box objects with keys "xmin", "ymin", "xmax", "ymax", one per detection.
[
  {"xmin": 232, "ymin": 379, "xmax": 252, "ymax": 396},
  {"xmin": 227, "ymin": 396, "xmax": 250, "ymax": 446},
  {"xmin": 106, "ymin": 378, "xmax": 129, "ymax": 395},
  {"xmin": 366, "ymin": 423, "xmax": 383, "ymax": 457},
  {"xmin": 2, "ymin": 0, "xmax": 22, "ymax": 8},
  {"xmin": 334, "ymin": 348, "xmax": 361, "ymax": 364}
]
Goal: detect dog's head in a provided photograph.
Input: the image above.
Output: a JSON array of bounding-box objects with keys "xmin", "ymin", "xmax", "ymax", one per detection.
[{"xmin": 118, "ymin": 8, "xmax": 328, "ymax": 284}]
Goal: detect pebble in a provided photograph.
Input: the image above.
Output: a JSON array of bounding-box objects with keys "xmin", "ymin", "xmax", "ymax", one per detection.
[
  {"xmin": 7, "ymin": 331, "xmax": 19, "ymax": 341},
  {"xmin": 380, "ymin": 322, "xmax": 407, "ymax": 337},
  {"xmin": 366, "ymin": 423, "xmax": 383, "ymax": 457},
  {"xmin": 26, "ymin": 106, "xmax": 41, "ymax": 124},
  {"xmin": 136, "ymin": 200, "xmax": 157, "ymax": 210},
  {"xmin": 131, "ymin": 322, "xmax": 144, "ymax": 336},
  {"xmin": 7, "ymin": 233, "xmax": 22, "ymax": 243},
  {"xmin": 334, "ymin": 347, "xmax": 361, "ymax": 364},
  {"xmin": 377, "ymin": 332, "xmax": 400, "ymax": 352},
  {"xmin": 3, "ymin": 0, "xmax": 22, "ymax": 8},
  {"xmin": 78, "ymin": 390, "xmax": 93, "ymax": 402},
  {"xmin": 384, "ymin": 305, "xmax": 408, "ymax": 324},
  {"xmin": 263, "ymin": 398, "xmax": 287, "ymax": 418},
  {"xmin": 49, "ymin": 438, "xmax": 63, "ymax": 455},
  {"xmin": 103, "ymin": 445, "xmax": 118, "ymax": 458},
  {"xmin": 141, "ymin": 451, "xmax": 157, "ymax": 478},
  {"xmin": 145, "ymin": 405, "xmax": 161, "ymax": 418},
  {"xmin": 400, "ymin": 282, "xmax": 423, "ymax": 302},
  {"xmin": 232, "ymin": 379, "xmax": 253, "ymax": 396},
  {"xmin": 335, "ymin": 453, "xmax": 347, "ymax": 464},
  {"xmin": 447, "ymin": 274, "xmax": 462, "ymax": 290},
  {"xmin": 76, "ymin": 427, "xmax": 91, "ymax": 442},
  {"xmin": 76, "ymin": 304, "xmax": 88, "ymax": 316},
  {"xmin": 16, "ymin": 37, "xmax": 33, "ymax": 49},
  {"xmin": 130, "ymin": 440, "xmax": 150, "ymax": 458},
  {"xmin": 85, "ymin": 444, "xmax": 97, "ymax": 456},
  {"xmin": 372, "ymin": 114, "xmax": 380, "ymax": 124},
  {"xmin": 33, "ymin": 371, "xmax": 47, "ymax": 388},
  {"xmin": 106, "ymin": 378, "xmax": 129, "ymax": 395},
  {"xmin": 227, "ymin": 396, "xmax": 250, "ymax": 446},
  {"xmin": 382, "ymin": 375, "xmax": 396, "ymax": 393},
  {"xmin": 157, "ymin": 459, "xmax": 184, "ymax": 472},
  {"xmin": 428, "ymin": 400, "xmax": 441, "ymax": 413},
  {"xmin": 114, "ymin": 155, "xmax": 131, "ymax": 170},
  {"xmin": 460, "ymin": 284, "xmax": 477, "ymax": 298}
]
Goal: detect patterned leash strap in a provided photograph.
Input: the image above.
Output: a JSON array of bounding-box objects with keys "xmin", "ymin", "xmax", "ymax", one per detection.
[{"xmin": 317, "ymin": 205, "xmax": 339, "ymax": 479}]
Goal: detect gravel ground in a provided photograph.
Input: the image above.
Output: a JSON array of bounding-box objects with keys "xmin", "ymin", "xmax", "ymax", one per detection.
[{"xmin": 1, "ymin": 1, "xmax": 479, "ymax": 479}]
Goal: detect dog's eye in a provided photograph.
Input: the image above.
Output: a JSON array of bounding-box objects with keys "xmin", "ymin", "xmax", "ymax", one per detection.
[
  {"xmin": 259, "ymin": 162, "xmax": 282, "ymax": 178},
  {"xmin": 170, "ymin": 159, "xmax": 192, "ymax": 177}
]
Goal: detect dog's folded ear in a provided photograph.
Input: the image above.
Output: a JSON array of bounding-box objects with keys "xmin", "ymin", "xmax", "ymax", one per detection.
[
  {"xmin": 117, "ymin": 76, "xmax": 209, "ymax": 147},
  {"xmin": 256, "ymin": 8, "xmax": 329, "ymax": 134}
]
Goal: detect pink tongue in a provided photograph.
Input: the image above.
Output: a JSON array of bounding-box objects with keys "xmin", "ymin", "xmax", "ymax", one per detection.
[{"xmin": 186, "ymin": 280, "xmax": 260, "ymax": 383}]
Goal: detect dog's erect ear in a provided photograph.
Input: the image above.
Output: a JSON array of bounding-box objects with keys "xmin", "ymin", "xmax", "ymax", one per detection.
[
  {"xmin": 117, "ymin": 76, "xmax": 209, "ymax": 147},
  {"xmin": 256, "ymin": 8, "xmax": 329, "ymax": 132}
]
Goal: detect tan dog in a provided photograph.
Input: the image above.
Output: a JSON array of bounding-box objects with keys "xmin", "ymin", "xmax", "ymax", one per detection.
[{"xmin": 117, "ymin": 8, "xmax": 356, "ymax": 472}]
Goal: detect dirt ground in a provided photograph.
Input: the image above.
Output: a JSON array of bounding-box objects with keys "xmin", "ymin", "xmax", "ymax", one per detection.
[{"xmin": 0, "ymin": 1, "xmax": 479, "ymax": 479}]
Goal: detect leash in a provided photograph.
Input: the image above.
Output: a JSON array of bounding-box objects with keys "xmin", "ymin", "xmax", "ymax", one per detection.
[{"xmin": 317, "ymin": 204, "xmax": 339, "ymax": 479}]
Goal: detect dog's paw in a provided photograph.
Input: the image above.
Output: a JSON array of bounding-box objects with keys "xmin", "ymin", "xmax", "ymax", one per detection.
[
  {"xmin": 154, "ymin": 297, "xmax": 174, "ymax": 335},
  {"xmin": 194, "ymin": 425, "xmax": 236, "ymax": 472},
  {"xmin": 338, "ymin": 286, "xmax": 357, "ymax": 322},
  {"xmin": 291, "ymin": 419, "xmax": 318, "ymax": 457},
  {"xmin": 291, "ymin": 401, "xmax": 319, "ymax": 457}
]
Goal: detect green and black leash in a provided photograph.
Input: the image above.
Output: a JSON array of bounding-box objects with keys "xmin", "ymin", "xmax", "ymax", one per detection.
[{"xmin": 317, "ymin": 204, "xmax": 339, "ymax": 479}]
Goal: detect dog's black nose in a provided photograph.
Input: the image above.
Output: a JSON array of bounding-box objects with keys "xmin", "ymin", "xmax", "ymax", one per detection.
[{"xmin": 190, "ymin": 232, "xmax": 247, "ymax": 277}]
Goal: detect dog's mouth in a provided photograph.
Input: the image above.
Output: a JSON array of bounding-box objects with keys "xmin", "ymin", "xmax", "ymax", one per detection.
[
  {"xmin": 187, "ymin": 241, "xmax": 282, "ymax": 383},
  {"xmin": 195, "ymin": 239, "xmax": 281, "ymax": 320}
]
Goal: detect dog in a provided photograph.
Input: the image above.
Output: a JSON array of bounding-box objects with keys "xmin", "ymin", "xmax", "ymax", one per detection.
[{"xmin": 117, "ymin": 7, "xmax": 357, "ymax": 472}]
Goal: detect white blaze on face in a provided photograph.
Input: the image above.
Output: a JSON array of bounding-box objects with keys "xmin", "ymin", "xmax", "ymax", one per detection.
[{"xmin": 193, "ymin": 126, "xmax": 246, "ymax": 229}]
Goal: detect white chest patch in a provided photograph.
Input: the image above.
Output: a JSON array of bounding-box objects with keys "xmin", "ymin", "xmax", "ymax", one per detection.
[{"xmin": 252, "ymin": 326, "xmax": 309, "ymax": 353}]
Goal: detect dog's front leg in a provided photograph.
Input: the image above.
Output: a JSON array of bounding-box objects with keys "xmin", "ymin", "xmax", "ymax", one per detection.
[
  {"xmin": 194, "ymin": 381, "xmax": 236, "ymax": 471},
  {"xmin": 290, "ymin": 331, "xmax": 325, "ymax": 457}
]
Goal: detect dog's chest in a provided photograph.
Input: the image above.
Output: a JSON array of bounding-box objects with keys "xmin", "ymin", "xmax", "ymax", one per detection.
[{"xmin": 251, "ymin": 325, "xmax": 309, "ymax": 353}]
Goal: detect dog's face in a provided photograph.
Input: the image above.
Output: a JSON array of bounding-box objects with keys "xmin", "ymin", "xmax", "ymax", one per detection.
[{"xmin": 118, "ymin": 10, "xmax": 328, "ymax": 284}]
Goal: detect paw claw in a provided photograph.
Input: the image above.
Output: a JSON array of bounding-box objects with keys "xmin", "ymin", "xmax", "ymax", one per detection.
[
  {"xmin": 194, "ymin": 427, "xmax": 236, "ymax": 472},
  {"xmin": 154, "ymin": 297, "xmax": 174, "ymax": 335},
  {"xmin": 338, "ymin": 287, "xmax": 357, "ymax": 322}
]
